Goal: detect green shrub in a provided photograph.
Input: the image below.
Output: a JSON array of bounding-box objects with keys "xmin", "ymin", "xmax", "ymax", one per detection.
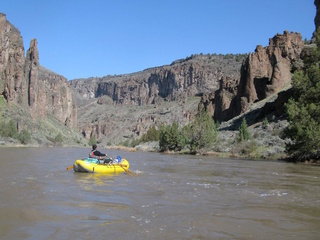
[
  {"xmin": 130, "ymin": 138, "xmax": 141, "ymax": 147},
  {"xmin": 159, "ymin": 123, "xmax": 178, "ymax": 151},
  {"xmin": 120, "ymin": 139, "xmax": 130, "ymax": 147},
  {"xmin": 238, "ymin": 118, "xmax": 251, "ymax": 142},
  {"xmin": 262, "ymin": 117, "xmax": 268, "ymax": 128},
  {"xmin": 54, "ymin": 133, "xmax": 64, "ymax": 143},
  {"xmin": 18, "ymin": 129, "xmax": 31, "ymax": 144},
  {"xmin": 0, "ymin": 119, "xmax": 18, "ymax": 138},
  {"xmin": 159, "ymin": 109, "xmax": 218, "ymax": 153},
  {"xmin": 88, "ymin": 135, "xmax": 97, "ymax": 146}
]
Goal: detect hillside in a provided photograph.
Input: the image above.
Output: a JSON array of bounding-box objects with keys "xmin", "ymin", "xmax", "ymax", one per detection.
[
  {"xmin": 0, "ymin": 94, "xmax": 85, "ymax": 147},
  {"xmin": 70, "ymin": 53, "xmax": 246, "ymax": 145}
]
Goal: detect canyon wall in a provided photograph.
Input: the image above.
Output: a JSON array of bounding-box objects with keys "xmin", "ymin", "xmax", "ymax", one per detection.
[
  {"xmin": 71, "ymin": 54, "xmax": 244, "ymax": 106},
  {"xmin": 200, "ymin": 31, "xmax": 304, "ymax": 123},
  {"xmin": 0, "ymin": 13, "xmax": 77, "ymax": 128}
]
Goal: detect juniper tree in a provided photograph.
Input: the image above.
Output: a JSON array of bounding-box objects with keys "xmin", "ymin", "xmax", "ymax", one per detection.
[
  {"xmin": 189, "ymin": 108, "xmax": 218, "ymax": 153},
  {"xmin": 284, "ymin": 29, "xmax": 320, "ymax": 160},
  {"xmin": 238, "ymin": 118, "xmax": 251, "ymax": 142}
]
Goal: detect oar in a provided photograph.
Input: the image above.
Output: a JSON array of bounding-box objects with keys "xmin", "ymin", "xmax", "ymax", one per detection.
[
  {"xmin": 66, "ymin": 165, "xmax": 73, "ymax": 170},
  {"xmin": 119, "ymin": 163, "xmax": 135, "ymax": 176},
  {"xmin": 111, "ymin": 156, "xmax": 135, "ymax": 176}
]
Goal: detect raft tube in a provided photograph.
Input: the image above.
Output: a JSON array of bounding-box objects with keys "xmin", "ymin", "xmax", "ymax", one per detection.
[{"xmin": 73, "ymin": 158, "xmax": 130, "ymax": 174}]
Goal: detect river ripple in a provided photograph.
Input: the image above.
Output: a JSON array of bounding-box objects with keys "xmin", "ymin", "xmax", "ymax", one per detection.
[{"xmin": 0, "ymin": 147, "xmax": 319, "ymax": 240}]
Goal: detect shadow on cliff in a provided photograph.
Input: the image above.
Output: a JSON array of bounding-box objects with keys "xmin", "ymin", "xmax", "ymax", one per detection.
[{"xmin": 219, "ymin": 88, "xmax": 293, "ymax": 131}]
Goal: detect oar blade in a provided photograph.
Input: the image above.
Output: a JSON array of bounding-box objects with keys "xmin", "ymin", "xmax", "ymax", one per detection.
[
  {"xmin": 66, "ymin": 165, "xmax": 73, "ymax": 171},
  {"xmin": 119, "ymin": 164, "xmax": 135, "ymax": 176}
]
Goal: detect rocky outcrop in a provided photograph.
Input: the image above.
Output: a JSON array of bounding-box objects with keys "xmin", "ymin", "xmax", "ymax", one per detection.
[
  {"xmin": 0, "ymin": 13, "xmax": 77, "ymax": 128},
  {"xmin": 24, "ymin": 39, "xmax": 41, "ymax": 118},
  {"xmin": 71, "ymin": 54, "xmax": 245, "ymax": 107},
  {"xmin": 0, "ymin": 13, "xmax": 25, "ymax": 108},
  {"xmin": 207, "ymin": 31, "xmax": 304, "ymax": 122},
  {"xmin": 38, "ymin": 66, "xmax": 77, "ymax": 128},
  {"xmin": 204, "ymin": 76, "xmax": 239, "ymax": 122}
]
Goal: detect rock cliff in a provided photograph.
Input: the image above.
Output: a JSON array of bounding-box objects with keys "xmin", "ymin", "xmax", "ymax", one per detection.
[
  {"xmin": 0, "ymin": 13, "xmax": 25, "ymax": 108},
  {"xmin": 201, "ymin": 31, "xmax": 304, "ymax": 123},
  {"xmin": 0, "ymin": 13, "xmax": 77, "ymax": 128},
  {"xmin": 71, "ymin": 54, "xmax": 244, "ymax": 106}
]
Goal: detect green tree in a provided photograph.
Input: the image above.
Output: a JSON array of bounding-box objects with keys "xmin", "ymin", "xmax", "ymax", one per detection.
[
  {"xmin": 238, "ymin": 118, "xmax": 251, "ymax": 142},
  {"xmin": 141, "ymin": 125, "xmax": 159, "ymax": 142},
  {"xmin": 149, "ymin": 125, "xmax": 160, "ymax": 141},
  {"xmin": 180, "ymin": 124, "xmax": 192, "ymax": 149},
  {"xmin": 159, "ymin": 122, "xmax": 182, "ymax": 152},
  {"xmin": 284, "ymin": 31, "xmax": 320, "ymax": 160},
  {"xmin": 169, "ymin": 122, "xmax": 180, "ymax": 150},
  {"xmin": 189, "ymin": 109, "xmax": 217, "ymax": 153},
  {"xmin": 159, "ymin": 124, "xmax": 171, "ymax": 151}
]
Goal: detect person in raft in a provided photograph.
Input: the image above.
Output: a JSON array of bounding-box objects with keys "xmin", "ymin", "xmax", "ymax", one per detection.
[{"xmin": 89, "ymin": 144, "xmax": 112, "ymax": 163}]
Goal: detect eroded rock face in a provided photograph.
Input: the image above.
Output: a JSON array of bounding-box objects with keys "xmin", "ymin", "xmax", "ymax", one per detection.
[
  {"xmin": 211, "ymin": 76, "xmax": 239, "ymax": 122},
  {"xmin": 38, "ymin": 66, "xmax": 77, "ymax": 128},
  {"xmin": 0, "ymin": 13, "xmax": 25, "ymax": 108},
  {"xmin": 212, "ymin": 31, "xmax": 304, "ymax": 122},
  {"xmin": 241, "ymin": 31, "xmax": 303, "ymax": 102},
  {"xmin": 71, "ymin": 54, "xmax": 244, "ymax": 107},
  {"xmin": 0, "ymin": 13, "xmax": 77, "ymax": 128},
  {"xmin": 24, "ymin": 39, "xmax": 41, "ymax": 118}
]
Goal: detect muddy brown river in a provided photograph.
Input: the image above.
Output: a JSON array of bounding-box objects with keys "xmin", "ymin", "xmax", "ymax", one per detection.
[{"xmin": 0, "ymin": 147, "xmax": 319, "ymax": 239}]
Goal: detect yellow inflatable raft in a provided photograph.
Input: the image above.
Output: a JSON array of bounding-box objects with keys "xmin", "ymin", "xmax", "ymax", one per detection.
[{"xmin": 73, "ymin": 158, "xmax": 130, "ymax": 174}]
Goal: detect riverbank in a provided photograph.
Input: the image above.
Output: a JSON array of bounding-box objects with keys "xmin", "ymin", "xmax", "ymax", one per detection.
[
  {"xmin": 133, "ymin": 119, "xmax": 289, "ymax": 160},
  {"xmin": 2, "ymin": 119, "xmax": 319, "ymax": 165}
]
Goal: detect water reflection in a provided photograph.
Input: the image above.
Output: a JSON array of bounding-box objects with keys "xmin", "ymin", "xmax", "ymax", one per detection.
[{"xmin": 74, "ymin": 172, "xmax": 116, "ymax": 186}]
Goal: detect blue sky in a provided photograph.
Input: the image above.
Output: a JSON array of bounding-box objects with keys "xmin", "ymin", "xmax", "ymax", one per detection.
[{"xmin": 2, "ymin": 0, "xmax": 316, "ymax": 80}]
